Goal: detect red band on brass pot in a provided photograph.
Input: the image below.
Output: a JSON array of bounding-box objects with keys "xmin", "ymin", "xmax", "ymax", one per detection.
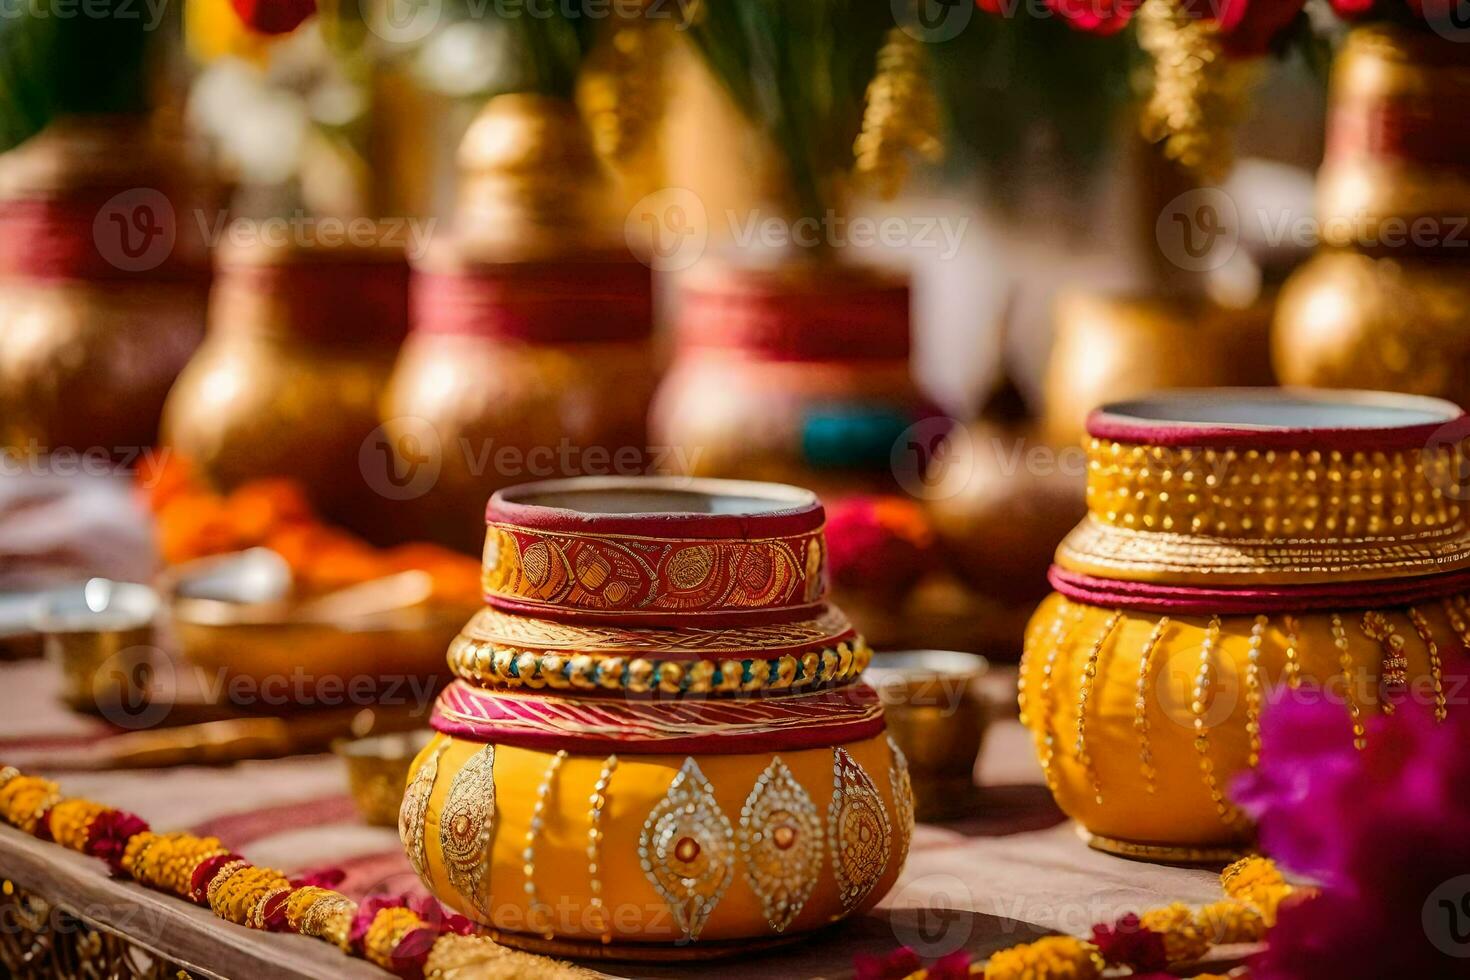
[
  {"xmin": 221, "ymin": 260, "xmax": 410, "ymax": 346},
  {"xmin": 0, "ymin": 193, "xmax": 209, "ymax": 282},
  {"xmin": 677, "ymin": 266, "xmax": 910, "ymax": 363},
  {"xmin": 412, "ymin": 259, "xmax": 652, "ymax": 344},
  {"xmin": 431, "ymin": 681, "xmax": 885, "ymax": 754}
]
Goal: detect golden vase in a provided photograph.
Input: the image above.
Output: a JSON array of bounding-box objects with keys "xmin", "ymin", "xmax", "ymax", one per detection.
[
  {"xmin": 650, "ymin": 261, "xmax": 931, "ymax": 499},
  {"xmin": 0, "ymin": 115, "xmax": 210, "ymax": 453},
  {"xmin": 401, "ymin": 477, "xmax": 911, "ymax": 957},
  {"xmin": 1275, "ymin": 25, "xmax": 1470, "ymax": 405},
  {"xmin": 1023, "ymin": 388, "xmax": 1470, "ymax": 860},
  {"xmin": 161, "ymin": 223, "xmax": 411, "ymax": 540}
]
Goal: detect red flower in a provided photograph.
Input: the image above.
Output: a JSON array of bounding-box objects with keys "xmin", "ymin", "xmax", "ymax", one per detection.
[
  {"xmin": 1212, "ymin": 0, "xmax": 1307, "ymax": 56},
  {"xmin": 1327, "ymin": 0, "xmax": 1376, "ymax": 17},
  {"xmin": 1091, "ymin": 914, "xmax": 1169, "ymax": 971},
  {"xmin": 825, "ymin": 496, "xmax": 934, "ymax": 601},
  {"xmin": 84, "ymin": 810, "xmax": 151, "ymax": 875},
  {"xmin": 854, "ymin": 946, "xmax": 923, "ymax": 980},
  {"xmin": 229, "ymin": 0, "xmax": 316, "ymax": 35},
  {"xmin": 1044, "ymin": 0, "xmax": 1144, "ymax": 35}
]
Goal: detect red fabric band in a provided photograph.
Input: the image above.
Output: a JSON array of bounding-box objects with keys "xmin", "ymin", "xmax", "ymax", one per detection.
[
  {"xmin": 0, "ymin": 193, "xmax": 209, "ymax": 282},
  {"xmin": 1048, "ymin": 564, "xmax": 1470, "ymax": 615},
  {"xmin": 430, "ymin": 681, "xmax": 885, "ymax": 754},
  {"xmin": 222, "ymin": 260, "xmax": 411, "ymax": 346},
  {"xmin": 411, "ymin": 260, "xmax": 652, "ymax": 344}
]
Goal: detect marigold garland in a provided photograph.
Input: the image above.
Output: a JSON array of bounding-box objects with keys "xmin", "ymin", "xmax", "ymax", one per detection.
[
  {"xmin": 874, "ymin": 855, "xmax": 1305, "ymax": 980},
  {"xmin": 0, "ymin": 762, "xmax": 592, "ymax": 979}
]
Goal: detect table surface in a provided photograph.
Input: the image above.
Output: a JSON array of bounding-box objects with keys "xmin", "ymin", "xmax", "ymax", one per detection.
[{"xmin": 0, "ymin": 661, "xmax": 1244, "ymax": 979}]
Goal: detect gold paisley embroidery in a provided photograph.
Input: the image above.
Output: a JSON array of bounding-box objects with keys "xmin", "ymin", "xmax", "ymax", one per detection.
[
  {"xmin": 399, "ymin": 739, "xmax": 447, "ymax": 893},
  {"xmin": 737, "ymin": 757, "xmax": 823, "ymax": 934},
  {"xmin": 638, "ymin": 758, "xmax": 734, "ymax": 942},
  {"xmin": 828, "ymin": 747, "xmax": 892, "ymax": 913},
  {"xmin": 886, "ymin": 735, "xmax": 915, "ymax": 870},
  {"xmin": 438, "ymin": 744, "xmax": 496, "ymax": 916}
]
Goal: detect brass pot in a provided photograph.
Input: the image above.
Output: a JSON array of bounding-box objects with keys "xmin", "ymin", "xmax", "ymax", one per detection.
[
  {"xmin": 1042, "ymin": 290, "xmax": 1274, "ymax": 448},
  {"xmin": 161, "ymin": 225, "xmax": 410, "ymax": 540},
  {"xmin": 0, "ymin": 116, "xmax": 210, "ymax": 452},
  {"xmin": 650, "ymin": 261, "xmax": 929, "ymax": 498},
  {"xmin": 1275, "ymin": 26, "xmax": 1470, "ymax": 404}
]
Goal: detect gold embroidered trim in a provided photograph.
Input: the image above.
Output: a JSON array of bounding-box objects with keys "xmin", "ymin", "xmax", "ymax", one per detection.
[{"xmin": 447, "ymin": 634, "xmax": 873, "ymax": 694}]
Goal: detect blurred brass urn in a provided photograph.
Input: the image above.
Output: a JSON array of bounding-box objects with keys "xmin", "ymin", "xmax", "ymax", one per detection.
[
  {"xmin": 0, "ymin": 115, "xmax": 210, "ymax": 453},
  {"xmin": 382, "ymin": 94, "xmax": 658, "ymax": 552},
  {"xmin": 1275, "ymin": 25, "xmax": 1470, "ymax": 405},
  {"xmin": 161, "ymin": 223, "xmax": 410, "ymax": 538},
  {"xmin": 1043, "ymin": 290, "xmax": 1274, "ymax": 447}
]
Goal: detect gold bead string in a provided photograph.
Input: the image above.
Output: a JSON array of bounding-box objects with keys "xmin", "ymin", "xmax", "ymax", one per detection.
[
  {"xmin": 1332, "ymin": 614, "xmax": 1368, "ymax": 750},
  {"xmin": 1244, "ymin": 616, "xmax": 1267, "ymax": 768},
  {"xmin": 1037, "ymin": 600, "xmax": 1083, "ymax": 794},
  {"xmin": 1443, "ymin": 596, "xmax": 1470, "ymax": 648},
  {"xmin": 1074, "ymin": 611, "xmax": 1122, "ymax": 806},
  {"xmin": 586, "ymin": 755, "xmax": 618, "ymax": 945},
  {"xmin": 1282, "ymin": 615, "xmax": 1303, "ymax": 689},
  {"xmin": 1134, "ymin": 616, "xmax": 1170, "ymax": 796},
  {"xmin": 853, "ymin": 27, "xmax": 943, "ymax": 200},
  {"xmin": 524, "ymin": 750, "xmax": 567, "ymax": 941},
  {"xmin": 1191, "ymin": 617, "xmax": 1239, "ymax": 828},
  {"xmin": 1407, "ymin": 607, "xmax": 1448, "ymax": 722}
]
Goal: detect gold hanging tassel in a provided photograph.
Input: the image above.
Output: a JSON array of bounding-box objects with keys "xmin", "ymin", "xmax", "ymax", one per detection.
[
  {"xmin": 853, "ymin": 27, "xmax": 944, "ymax": 200},
  {"xmin": 1137, "ymin": 0, "xmax": 1258, "ymax": 184},
  {"xmin": 576, "ymin": 4, "xmax": 671, "ymax": 174}
]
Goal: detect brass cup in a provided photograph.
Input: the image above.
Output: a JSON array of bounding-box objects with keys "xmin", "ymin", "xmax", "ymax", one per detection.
[
  {"xmin": 335, "ymin": 730, "xmax": 434, "ymax": 827},
  {"xmin": 34, "ymin": 579, "xmax": 161, "ymax": 716},
  {"xmin": 864, "ymin": 650, "xmax": 990, "ymax": 821}
]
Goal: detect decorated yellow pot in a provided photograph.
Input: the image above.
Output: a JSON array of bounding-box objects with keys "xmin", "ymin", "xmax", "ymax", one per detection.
[
  {"xmin": 1275, "ymin": 26, "xmax": 1470, "ymax": 404},
  {"xmin": 1023, "ymin": 389, "xmax": 1470, "ymax": 861},
  {"xmin": 650, "ymin": 263, "xmax": 933, "ymax": 499},
  {"xmin": 161, "ymin": 225, "xmax": 409, "ymax": 539},
  {"xmin": 400, "ymin": 477, "xmax": 911, "ymax": 957},
  {"xmin": 0, "ymin": 115, "xmax": 210, "ymax": 452}
]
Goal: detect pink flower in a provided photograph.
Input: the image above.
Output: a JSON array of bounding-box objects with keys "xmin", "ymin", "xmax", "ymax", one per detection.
[
  {"xmin": 854, "ymin": 946, "xmax": 923, "ymax": 980},
  {"xmin": 1232, "ymin": 676, "xmax": 1470, "ymax": 977},
  {"xmin": 1044, "ymin": 0, "xmax": 1144, "ymax": 35}
]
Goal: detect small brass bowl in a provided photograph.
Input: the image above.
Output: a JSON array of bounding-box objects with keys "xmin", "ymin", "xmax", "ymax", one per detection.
[
  {"xmin": 865, "ymin": 650, "xmax": 990, "ymax": 821},
  {"xmin": 335, "ymin": 730, "xmax": 435, "ymax": 827},
  {"xmin": 34, "ymin": 579, "xmax": 161, "ymax": 716}
]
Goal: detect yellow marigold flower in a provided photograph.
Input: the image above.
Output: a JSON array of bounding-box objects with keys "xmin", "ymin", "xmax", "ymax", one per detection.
[
  {"xmin": 1140, "ymin": 903, "xmax": 1211, "ymax": 966},
  {"xmin": 1220, "ymin": 855, "xmax": 1293, "ymax": 925},
  {"xmin": 1194, "ymin": 899, "xmax": 1265, "ymax": 944},
  {"xmin": 984, "ymin": 936, "xmax": 1102, "ymax": 980}
]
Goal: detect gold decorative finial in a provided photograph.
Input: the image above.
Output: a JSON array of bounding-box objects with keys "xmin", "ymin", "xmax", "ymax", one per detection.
[
  {"xmin": 853, "ymin": 27, "xmax": 943, "ymax": 200},
  {"xmin": 1137, "ymin": 0, "xmax": 1258, "ymax": 184}
]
